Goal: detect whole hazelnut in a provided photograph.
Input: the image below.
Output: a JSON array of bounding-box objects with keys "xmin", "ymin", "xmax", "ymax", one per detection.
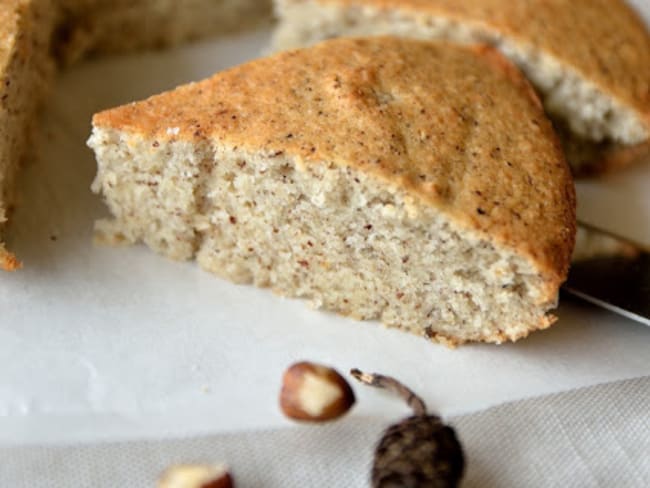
[
  {"xmin": 158, "ymin": 464, "xmax": 233, "ymax": 488},
  {"xmin": 280, "ymin": 361, "xmax": 356, "ymax": 422}
]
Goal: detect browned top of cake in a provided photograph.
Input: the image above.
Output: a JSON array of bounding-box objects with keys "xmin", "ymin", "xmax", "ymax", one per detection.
[{"xmin": 93, "ymin": 37, "xmax": 576, "ymax": 288}]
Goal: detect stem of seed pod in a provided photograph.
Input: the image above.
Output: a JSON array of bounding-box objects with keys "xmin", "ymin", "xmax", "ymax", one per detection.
[{"xmin": 350, "ymin": 368, "xmax": 428, "ymax": 417}]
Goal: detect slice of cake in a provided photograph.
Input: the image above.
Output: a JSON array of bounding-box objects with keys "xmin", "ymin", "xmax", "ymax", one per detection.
[
  {"xmin": 273, "ymin": 0, "xmax": 650, "ymax": 176},
  {"xmin": 89, "ymin": 37, "xmax": 576, "ymax": 345},
  {"xmin": 0, "ymin": 0, "xmax": 56, "ymax": 271}
]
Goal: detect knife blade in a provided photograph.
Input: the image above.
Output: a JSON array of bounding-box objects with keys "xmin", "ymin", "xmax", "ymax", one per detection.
[{"xmin": 563, "ymin": 223, "xmax": 650, "ymax": 327}]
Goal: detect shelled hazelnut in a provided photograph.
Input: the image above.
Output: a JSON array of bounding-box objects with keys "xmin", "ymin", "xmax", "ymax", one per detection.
[{"xmin": 280, "ymin": 361, "xmax": 356, "ymax": 422}]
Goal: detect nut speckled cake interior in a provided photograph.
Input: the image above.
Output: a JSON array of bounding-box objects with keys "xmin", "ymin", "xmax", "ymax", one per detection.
[{"xmin": 88, "ymin": 37, "xmax": 576, "ymax": 345}]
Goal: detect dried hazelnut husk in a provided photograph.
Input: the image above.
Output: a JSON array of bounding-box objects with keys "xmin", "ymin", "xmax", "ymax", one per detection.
[{"xmin": 351, "ymin": 369, "xmax": 465, "ymax": 488}]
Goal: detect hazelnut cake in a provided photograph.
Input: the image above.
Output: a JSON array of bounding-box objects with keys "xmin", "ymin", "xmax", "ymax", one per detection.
[
  {"xmin": 273, "ymin": 0, "xmax": 650, "ymax": 176},
  {"xmin": 88, "ymin": 37, "xmax": 576, "ymax": 345}
]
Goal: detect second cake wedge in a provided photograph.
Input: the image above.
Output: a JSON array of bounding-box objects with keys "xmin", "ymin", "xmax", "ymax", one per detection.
[
  {"xmin": 273, "ymin": 0, "xmax": 650, "ymax": 176},
  {"xmin": 88, "ymin": 37, "xmax": 576, "ymax": 345}
]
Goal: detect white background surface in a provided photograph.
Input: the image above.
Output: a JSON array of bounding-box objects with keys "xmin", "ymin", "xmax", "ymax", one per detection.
[{"xmin": 1, "ymin": 3, "xmax": 649, "ymax": 446}]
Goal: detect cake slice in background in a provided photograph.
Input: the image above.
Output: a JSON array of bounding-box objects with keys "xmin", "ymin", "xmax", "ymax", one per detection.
[
  {"xmin": 272, "ymin": 0, "xmax": 650, "ymax": 176},
  {"xmin": 88, "ymin": 37, "xmax": 576, "ymax": 345}
]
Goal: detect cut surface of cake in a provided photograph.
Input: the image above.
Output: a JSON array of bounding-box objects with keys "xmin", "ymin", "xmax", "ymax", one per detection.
[
  {"xmin": 273, "ymin": 0, "xmax": 650, "ymax": 176},
  {"xmin": 0, "ymin": 0, "xmax": 271, "ymax": 270},
  {"xmin": 89, "ymin": 37, "xmax": 576, "ymax": 345}
]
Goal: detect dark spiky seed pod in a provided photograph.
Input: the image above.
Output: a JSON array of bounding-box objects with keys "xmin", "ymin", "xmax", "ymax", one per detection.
[{"xmin": 351, "ymin": 369, "xmax": 465, "ymax": 488}]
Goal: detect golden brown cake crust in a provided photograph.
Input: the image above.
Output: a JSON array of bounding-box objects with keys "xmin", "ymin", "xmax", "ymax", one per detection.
[
  {"xmin": 93, "ymin": 37, "xmax": 576, "ymax": 294},
  {"xmin": 314, "ymin": 0, "xmax": 650, "ymax": 130}
]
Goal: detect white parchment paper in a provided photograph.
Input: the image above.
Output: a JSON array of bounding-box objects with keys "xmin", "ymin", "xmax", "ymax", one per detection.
[{"xmin": 1, "ymin": 4, "xmax": 649, "ymax": 446}]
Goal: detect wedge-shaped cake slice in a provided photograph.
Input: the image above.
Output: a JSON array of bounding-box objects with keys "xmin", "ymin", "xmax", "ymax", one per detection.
[
  {"xmin": 273, "ymin": 0, "xmax": 650, "ymax": 175},
  {"xmin": 89, "ymin": 37, "xmax": 576, "ymax": 345}
]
